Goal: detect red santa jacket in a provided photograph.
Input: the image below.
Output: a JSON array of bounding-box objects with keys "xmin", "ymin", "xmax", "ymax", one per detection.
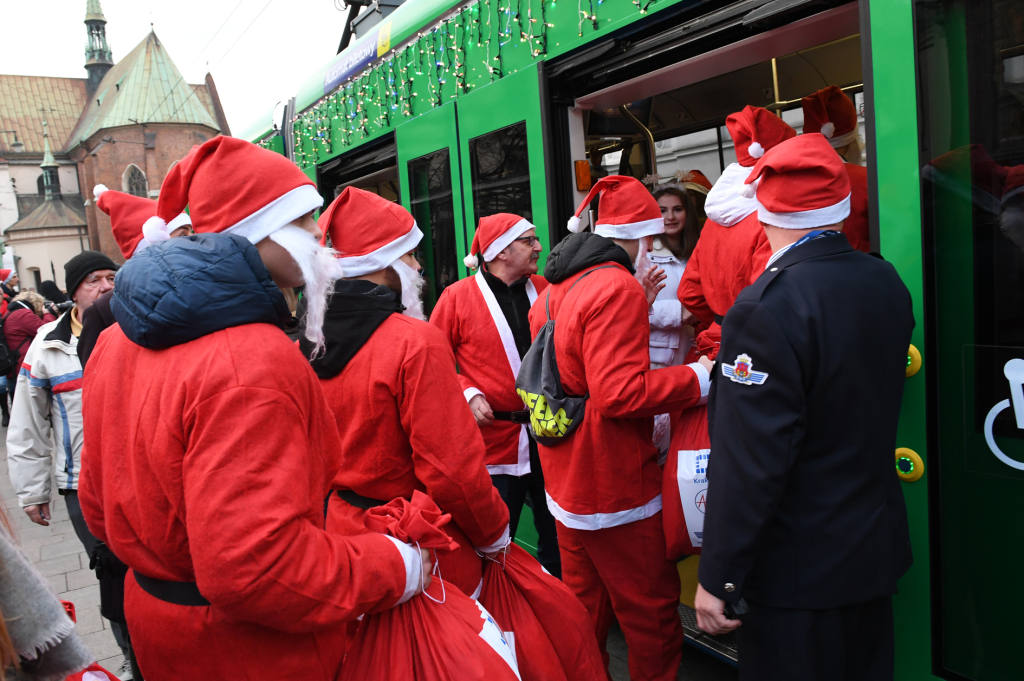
[
  {"xmin": 431, "ymin": 272, "xmax": 548, "ymax": 475},
  {"xmin": 528, "ymin": 238, "xmax": 709, "ymax": 529},
  {"xmin": 678, "ymin": 212, "xmax": 771, "ymax": 329},
  {"xmin": 79, "ymin": 323, "xmax": 409, "ymax": 679},
  {"xmin": 843, "ymin": 163, "xmax": 871, "ymax": 252},
  {"xmin": 321, "ymin": 313, "xmax": 510, "ymax": 550}
]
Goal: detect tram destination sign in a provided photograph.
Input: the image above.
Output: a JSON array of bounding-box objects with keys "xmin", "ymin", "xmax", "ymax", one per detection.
[{"xmin": 323, "ymin": 22, "xmax": 393, "ymax": 95}]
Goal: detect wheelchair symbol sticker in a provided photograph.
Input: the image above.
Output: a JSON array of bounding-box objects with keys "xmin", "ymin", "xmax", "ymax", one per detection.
[{"xmin": 984, "ymin": 359, "xmax": 1024, "ymax": 470}]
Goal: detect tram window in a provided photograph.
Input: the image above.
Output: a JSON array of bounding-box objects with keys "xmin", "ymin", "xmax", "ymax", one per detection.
[
  {"xmin": 408, "ymin": 149, "xmax": 458, "ymax": 307},
  {"xmin": 469, "ymin": 122, "xmax": 532, "ymax": 222},
  {"xmin": 917, "ymin": 0, "xmax": 1024, "ymax": 676}
]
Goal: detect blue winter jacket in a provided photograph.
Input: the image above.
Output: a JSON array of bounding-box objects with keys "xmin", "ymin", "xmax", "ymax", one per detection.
[{"xmin": 111, "ymin": 233, "xmax": 291, "ymax": 349}]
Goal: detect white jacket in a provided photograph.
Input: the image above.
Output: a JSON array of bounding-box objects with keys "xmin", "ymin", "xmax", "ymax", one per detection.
[
  {"xmin": 648, "ymin": 243, "xmax": 695, "ymax": 368},
  {"xmin": 7, "ymin": 313, "xmax": 83, "ymax": 507}
]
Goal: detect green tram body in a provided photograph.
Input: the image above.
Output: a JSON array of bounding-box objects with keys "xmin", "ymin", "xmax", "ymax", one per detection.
[{"xmin": 242, "ymin": 0, "xmax": 1023, "ymax": 678}]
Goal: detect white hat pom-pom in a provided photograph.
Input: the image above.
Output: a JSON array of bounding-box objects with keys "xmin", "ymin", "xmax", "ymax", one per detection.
[
  {"xmin": 463, "ymin": 253, "xmax": 480, "ymax": 269},
  {"xmin": 567, "ymin": 215, "xmax": 582, "ymax": 233},
  {"xmin": 739, "ymin": 180, "xmax": 758, "ymax": 199},
  {"xmin": 820, "ymin": 121, "xmax": 836, "ymax": 139},
  {"xmin": 748, "ymin": 141, "xmax": 764, "ymax": 159},
  {"xmin": 93, "ymin": 184, "xmax": 109, "ymax": 199},
  {"xmin": 142, "ymin": 215, "xmax": 170, "ymax": 244}
]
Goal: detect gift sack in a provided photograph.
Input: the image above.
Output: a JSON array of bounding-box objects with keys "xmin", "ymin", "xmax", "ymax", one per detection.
[
  {"xmin": 663, "ymin": 404, "xmax": 710, "ymax": 561},
  {"xmin": 480, "ymin": 544, "xmax": 604, "ymax": 681},
  {"xmin": 341, "ymin": 491, "xmax": 522, "ymax": 681}
]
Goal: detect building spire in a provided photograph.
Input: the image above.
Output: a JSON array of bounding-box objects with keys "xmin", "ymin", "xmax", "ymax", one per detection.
[
  {"xmin": 40, "ymin": 120, "xmax": 61, "ymax": 201},
  {"xmin": 84, "ymin": 0, "xmax": 113, "ymax": 96}
]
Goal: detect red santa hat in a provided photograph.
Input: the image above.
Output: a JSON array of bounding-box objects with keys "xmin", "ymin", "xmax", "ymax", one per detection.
[
  {"xmin": 0, "ymin": 269, "xmax": 13, "ymax": 285},
  {"xmin": 318, "ymin": 186, "xmax": 423, "ymax": 276},
  {"xmin": 801, "ymin": 86, "xmax": 859, "ymax": 149},
  {"xmin": 94, "ymin": 185, "xmax": 191, "ymax": 259},
  {"xmin": 678, "ymin": 170, "xmax": 713, "ymax": 195},
  {"xmin": 741, "ymin": 133, "xmax": 851, "ymax": 229},
  {"xmin": 141, "ymin": 137, "xmax": 322, "ymax": 246},
  {"xmin": 566, "ymin": 175, "xmax": 664, "ymax": 238},
  {"xmin": 463, "ymin": 213, "xmax": 535, "ymax": 270},
  {"xmin": 727, "ymin": 106, "xmax": 797, "ymax": 168}
]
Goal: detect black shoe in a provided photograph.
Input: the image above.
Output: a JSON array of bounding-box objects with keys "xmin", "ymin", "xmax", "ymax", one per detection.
[{"xmin": 2, "ymin": 413, "xmax": 9, "ymax": 428}]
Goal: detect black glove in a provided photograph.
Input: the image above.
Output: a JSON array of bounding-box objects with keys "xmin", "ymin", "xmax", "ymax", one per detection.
[{"xmin": 89, "ymin": 542, "xmax": 126, "ymax": 580}]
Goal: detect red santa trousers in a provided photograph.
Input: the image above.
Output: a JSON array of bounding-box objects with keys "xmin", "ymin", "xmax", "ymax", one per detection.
[{"xmin": 555, "ymin": 513, "xmax": 683, "ymax": 681}]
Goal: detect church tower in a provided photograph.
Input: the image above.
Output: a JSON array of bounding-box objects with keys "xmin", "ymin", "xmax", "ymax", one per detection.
[{"xmin": 84, "ymin": 0, "xmax": 113, "ymax": 95}]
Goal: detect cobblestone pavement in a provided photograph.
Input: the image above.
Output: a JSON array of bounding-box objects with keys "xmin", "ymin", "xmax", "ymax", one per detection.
[{"xmin": 1, "ymin": 439, "xmax": 125, "ymax": 672}]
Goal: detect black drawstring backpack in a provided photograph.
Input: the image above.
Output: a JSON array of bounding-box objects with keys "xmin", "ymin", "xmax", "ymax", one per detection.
[{"xmin": 515, "ymin": 266, "xmax": 615, "ymax": 445}]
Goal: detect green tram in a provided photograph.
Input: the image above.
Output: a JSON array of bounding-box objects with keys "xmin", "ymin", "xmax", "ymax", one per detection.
[{"xmin": 241, "ymin": 0, "xmax": 1023, "ymax": 677}]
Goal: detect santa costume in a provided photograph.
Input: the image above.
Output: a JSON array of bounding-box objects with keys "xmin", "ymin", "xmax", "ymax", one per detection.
[
  {"xmin": 311, "ymin": 187, "xmax": 510, "ymax": 600},
  {"xmin": 534, "ymin": 175, "xmax": 710, "ymax": 681},
  {"xmin": 678, "ymin": 106, "xmax": 796, "ymax": 331},
  {"xmin": 801, "ymin": 85, "xmax": 870, "ymax": 252},
  {"xmin": 78, "ymin": 137, "xmax": 419, "ymax": 680},
  {"xmin": 431, "ymin": 213, "xmax": 561, "ymax": 577}
]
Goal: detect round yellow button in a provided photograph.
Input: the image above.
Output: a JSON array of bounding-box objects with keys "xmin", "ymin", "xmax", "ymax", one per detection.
[
  {"xmin": 906, "ymin": 345, "xmax": 922, "ymax": 377},
  {"xmin": 895, "ymin": 448, "xmax": 924, "ymax": 482}
]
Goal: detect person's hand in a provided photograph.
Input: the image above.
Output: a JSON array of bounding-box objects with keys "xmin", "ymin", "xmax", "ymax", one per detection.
[
  {"xmin": 640, "ymin": 265, "xmax": 667, "ymax": 307},
  {"xmin": 698, "ymin": 355, "xmax": 714, "ymax": 374},
  {"xmin": 24, "ymin": 503, "xmax": 51, "ymax": 526},
  {"xmin": 417, "ymin": 548, "xmax": 433, "ymax": 594},
  {"xmin": 681, "ymin": 307, "xmax": 699, "ymax": 326},
  {"xmin": 469, "ymin": 394, "xmax": 494, "ymax": 426},
  {"xmin": 695, "ymin": 583, "xmax": 741, "ymax": 635}
]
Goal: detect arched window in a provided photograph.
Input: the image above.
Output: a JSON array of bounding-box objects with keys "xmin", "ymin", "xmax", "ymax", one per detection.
[
  {"xmin": 123, "ymin": 164, "xmax": 148, "ymax": 198},
  {"xmin": 36, "ymin": 174, "xmax": 45, "ymax": 195}
]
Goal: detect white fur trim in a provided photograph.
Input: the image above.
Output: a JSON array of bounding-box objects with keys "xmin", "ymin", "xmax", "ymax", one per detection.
[
  {"xmin": 739, "ymin": 180, "xmax": 758, "ymax": 199},
  {"xmin": 826, "ymin": 124, "xmax": 859, "ymax": 149},
  {"xmin": 757, "ymin": 193, "xmax": 852, "ymax": 229},
  {"xmin": 383, "ymin": 535, "xmax": 422, "ymax": 605},
  {"xmin": 545, "ymin": 491, "xmax": 663, "ymax": 531},
  {"xmin": 688, "ymin": 361, "xmax": 711, "ymax": 405},
  {"xmin": 594, "ymin": 217, "xmax": 664, "ymax": 240},
  {"xmin": 167, "ymin": 213, "xmax": 192, "ymax": 231},
  {"xmin": 748, "ymin": 141, "xmax": 764, "ymax": 158},
  {"xmin": 142, "ymin": 216, "xmax": 169, "ymax": 244},
  {"xmin": 567, "ymin": 215, "xmax": 582, "ymax": 233},
  {"xmin": 464, "ymin": 253, "xmax": 480, "ymax": 269},
  {"xmin": 93, "ymin": 184, "xmax": 109, "ymax": 199},
  {"xmin": 475, "ymin": 525, "xmax": 511, "ymax": 553},
  {"xmin": 705, "ymin": 163, "xmax": 759, "ymax": 227},
  {"xmin": 337, "ymin": 222, "xmax": 424, "ymax": 277},
  {"xmin": 482, "ymin": 219, "xmax": 534, "ymax": 262},
  {"xmin": 224, "ymin": 184, "xmax": 323, "ymax": 244},
  {"xmin": 464, "ymin": 387, "xmax": 485, "ymax": 403},
  {"xmin": 820, "ymin": 121, "xmax": 836, "ymax": 139}
]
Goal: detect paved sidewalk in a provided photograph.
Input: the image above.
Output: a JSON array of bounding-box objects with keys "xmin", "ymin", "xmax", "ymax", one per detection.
[{"xmin": 1, "ymin": 440, "xmax": 125, "ymax": 672}]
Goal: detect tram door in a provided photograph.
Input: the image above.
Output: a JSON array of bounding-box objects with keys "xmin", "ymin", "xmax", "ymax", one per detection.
[{"xmin": 917, "ymin": 0, "xmax": 1024, "ymax": 677}]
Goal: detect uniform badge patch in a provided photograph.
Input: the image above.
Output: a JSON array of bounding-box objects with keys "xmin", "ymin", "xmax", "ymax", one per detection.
[{"xmin": 722, "ymin": 353, "xmax": 768, "ymax": 385}]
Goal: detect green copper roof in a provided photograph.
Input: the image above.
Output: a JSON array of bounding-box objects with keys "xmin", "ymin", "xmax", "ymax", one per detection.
[
  {"xmin": 40, "ymin": 121, "xmax": 56, "ymax": 168},
  {"xmin": 68, "ymin": 31, "xmax": 220, "ymax": 145},
  {"xmin": 85, "ymin": 0, "xmax": 106, "ymax": 23}
]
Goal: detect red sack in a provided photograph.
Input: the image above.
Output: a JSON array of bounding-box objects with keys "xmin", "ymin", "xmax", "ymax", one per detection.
[
  {"xmin": 480, "ymin": 544, "xmax": 604, "ymax": 681},
  {"xmin": 65, "ymin": 663, "xmax": 120, "ymax": 681},
  {"xmin": 342, "ymin": 491, "xmax": 522, "ymax": 681}
]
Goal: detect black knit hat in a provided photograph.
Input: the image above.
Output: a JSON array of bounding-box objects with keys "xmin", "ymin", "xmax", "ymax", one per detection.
[{"xmin": 65, "ymin": 251, "xmax": 118, "ymax": 300}]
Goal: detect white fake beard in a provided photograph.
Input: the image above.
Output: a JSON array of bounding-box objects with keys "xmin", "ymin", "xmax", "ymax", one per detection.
[
  {"xmin": 633, "ymin": 237, "xmax": 651, "ymax": 283},
  {"xmin": 393, "ymin": 258, "xmax": 427, "ymax": 321},
  {"xmin": 267, "ymin": 225, "xmax": 343, "ymax": 358}
]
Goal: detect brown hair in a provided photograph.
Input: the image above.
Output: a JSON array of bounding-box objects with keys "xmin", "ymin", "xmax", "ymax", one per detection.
[{"xmin": 653, "ymin": 187, "xmax": 703, "ymax": 260}]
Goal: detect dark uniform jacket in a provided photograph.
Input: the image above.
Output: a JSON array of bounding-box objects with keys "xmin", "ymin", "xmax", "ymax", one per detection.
[{"xmin": 699, "ymin": 233, "xmax": 914, "ymax": 610}]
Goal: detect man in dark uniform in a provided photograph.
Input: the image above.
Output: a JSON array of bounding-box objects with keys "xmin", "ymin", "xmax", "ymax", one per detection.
[{"xmin": 695, "ymin": 134, "xmax": 914, "ymax": 681}]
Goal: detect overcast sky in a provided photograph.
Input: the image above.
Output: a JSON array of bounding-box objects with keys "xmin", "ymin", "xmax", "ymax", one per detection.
[{"xmin": 4, "ymin": 0, "xmax": 350, "ymax": 137}]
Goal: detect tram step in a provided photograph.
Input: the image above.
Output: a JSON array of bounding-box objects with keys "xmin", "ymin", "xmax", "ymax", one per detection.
[{"xmin": 678, "ymin": 604, "xmax": 739, "ymax": 666}]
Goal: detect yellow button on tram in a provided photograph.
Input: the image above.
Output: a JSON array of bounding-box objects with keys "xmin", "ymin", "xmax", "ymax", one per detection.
[
  {"xmin": 906, "ymin": 344, "xmax": 922, "ymax": 377},
  {"xmin": 895, "ymin": 448, "xmax": 924, "ymax": 482}
]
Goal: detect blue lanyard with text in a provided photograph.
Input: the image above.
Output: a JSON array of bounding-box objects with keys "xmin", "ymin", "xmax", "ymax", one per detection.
[{"xmin": 791, "ymin": 229, "xmax": 840, "ymax": 249}]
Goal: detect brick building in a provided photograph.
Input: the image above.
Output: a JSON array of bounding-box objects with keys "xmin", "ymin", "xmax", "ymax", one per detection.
[{"xmin": 0, "ymin": 0, "xmax": 229, "ymax": 289}]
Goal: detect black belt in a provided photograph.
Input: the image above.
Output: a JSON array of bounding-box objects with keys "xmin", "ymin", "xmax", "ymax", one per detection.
[
  {"xmin": 336, "ymin": 489, "xmax": 388, "ymax": 510},
  {"xmin": 714, "ymin": 314, "xmax": 725, "ymax": 326},
  {"xmin": 134, "ymin": 571, "xmax": 210, "ymax": 607},
  {"xmin": 493, "ymin": 410, "xmax": 531, "ymax": 424}
]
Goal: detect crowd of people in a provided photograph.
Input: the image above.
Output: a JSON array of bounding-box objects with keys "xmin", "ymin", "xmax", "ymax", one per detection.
[{"xmin": 1, "ymin": 86, "xmax": 913, "ymax": 681}]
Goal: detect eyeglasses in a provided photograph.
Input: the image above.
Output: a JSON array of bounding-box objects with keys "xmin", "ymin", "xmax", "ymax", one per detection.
[{"xmin": 512, "ymin": 236, "xmax": 540, "ymax": 247}]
